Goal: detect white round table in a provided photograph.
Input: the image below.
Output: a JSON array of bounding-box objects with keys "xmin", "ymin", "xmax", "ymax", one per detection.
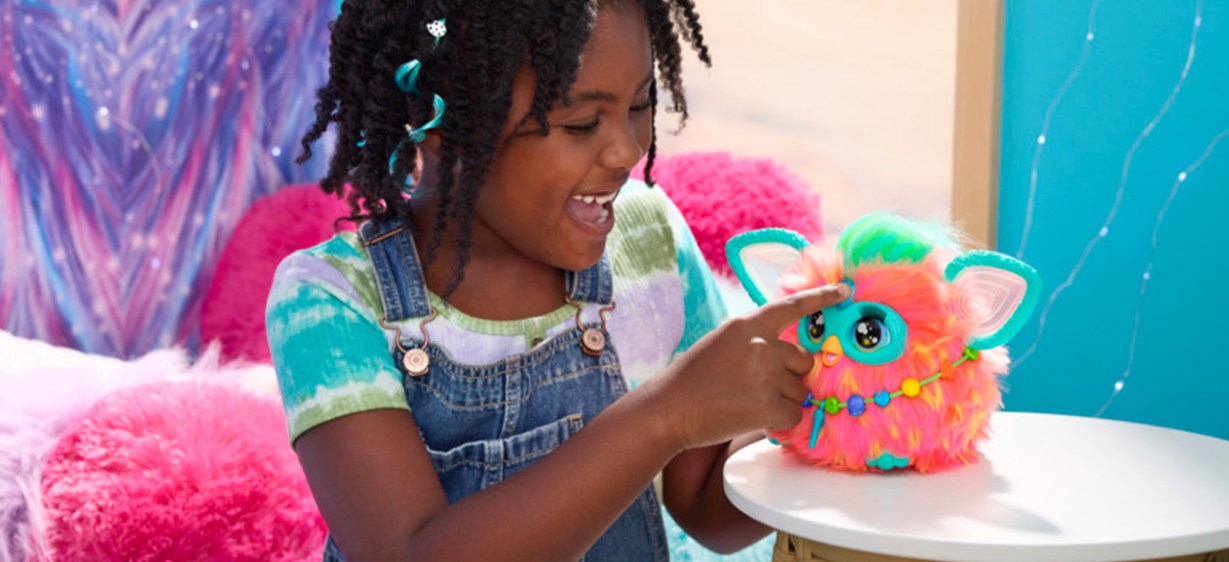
[{"xmin": 724, "ymin": 412, "xmax": 1229, "ymax": 562}]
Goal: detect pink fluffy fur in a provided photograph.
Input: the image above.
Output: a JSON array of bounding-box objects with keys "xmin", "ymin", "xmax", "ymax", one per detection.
[
  {"xmin": 770, "ymin": 245, "xmax": 1011, "ymax": 473},
  {"xmin": 200, "ymin": 184, "xmax": 352, "ymax": 364},
  {"xmin": 38, "ymin": 381, "xmax": 326, "ymax": 562},
  {"xmin": 632, "ymin": 151, "xmax": 823, "ymax": 276},
  {"xmin": 0, "ymin": 332, "xmax": 191, "ymax": 562}
]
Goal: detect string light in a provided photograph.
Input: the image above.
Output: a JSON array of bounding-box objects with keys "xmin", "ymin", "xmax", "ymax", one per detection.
[
  {"xmin": 1017, "ymin": 0, "xmax": 1100, "ymax": 259},
  {"xmin": 1094, "ymin": 127, "xmax": 1229, "ymax": 416},
  {"xmin": 1013, "ymin": 0, "xmax": 1206, "ymax": 370}
]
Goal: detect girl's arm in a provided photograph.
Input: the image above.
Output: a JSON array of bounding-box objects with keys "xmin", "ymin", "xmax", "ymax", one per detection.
[
  {"xmin": 295, "ymin": 384, "xmax": 679, "ymax": 562},
  {"xmin": 661, "ymin": 433, "xmax": 773, "ymax": 554},
  {"xmin": 294, "ymin": 284, "xmax": 847, "ymax": 562}
]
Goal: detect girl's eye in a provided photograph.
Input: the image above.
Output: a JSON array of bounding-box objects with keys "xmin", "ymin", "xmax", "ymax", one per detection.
[
  {"xmin": 805, "ymin": 312, "xmax": 825, "ymax": 343},
  {"xmin": 853, "ymin": 317, "xmax": 889, "ymax": 351},
  {"xmin": 562, "ymin": 118, "xmax": 600, "ymax": 135},
  {"xmin": 630, "ymin": 100, "xmax": 652, "ymax": 113}
]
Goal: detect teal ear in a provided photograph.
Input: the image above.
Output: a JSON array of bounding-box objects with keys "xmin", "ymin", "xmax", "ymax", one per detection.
[
  {"xmin": 726, "ymin": 229, "xmax": 811, "ymax": 306},
  {"xmin": 944, "ymin": 251, "xmax": 1042, "ymax": 349}
]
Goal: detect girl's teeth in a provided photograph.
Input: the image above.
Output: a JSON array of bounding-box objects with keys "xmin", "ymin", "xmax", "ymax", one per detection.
[
  {"xmin": 571, "ymin": 191, "xmax": 619, "ymax": 205},
  {"xmin": 598, "ymin": 208, "xmax": 610, "ymax": 222}
]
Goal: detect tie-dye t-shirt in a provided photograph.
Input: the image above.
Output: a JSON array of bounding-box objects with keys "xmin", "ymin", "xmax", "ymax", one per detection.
[{"xmin": 266, "ymin": 180, "xmax": 728, "ymax": 442}]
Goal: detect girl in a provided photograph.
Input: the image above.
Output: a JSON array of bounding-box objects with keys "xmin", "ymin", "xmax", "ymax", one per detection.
[{"xmin": 267, "ymin": 0, "xmax": 848, "ymax": 560}]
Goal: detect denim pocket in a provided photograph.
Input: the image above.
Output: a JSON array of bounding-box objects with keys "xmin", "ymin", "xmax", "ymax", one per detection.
[{"xmin": 426, "ymin": 413, "xmax": 585, "ymax": 503}]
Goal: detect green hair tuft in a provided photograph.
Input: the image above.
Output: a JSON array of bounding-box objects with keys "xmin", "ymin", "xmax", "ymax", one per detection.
[{"xmin": 836, "ymin": 213, "xmax": 958, "ymax": 268}]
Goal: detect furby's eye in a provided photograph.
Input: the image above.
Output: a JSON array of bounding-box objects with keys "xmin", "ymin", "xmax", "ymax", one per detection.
[
  {"xmin": 805, "ymin": 312, "xmax": 825, "ymax": 343},
  {"xmin": 853, "ymin": 317, "xmax": 889, "ymax": 351}
]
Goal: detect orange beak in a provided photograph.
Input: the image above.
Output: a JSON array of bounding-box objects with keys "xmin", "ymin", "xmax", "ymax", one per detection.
[{"xmin": 820, "ymin": 335, "xmax": 844, "ymax": 367}]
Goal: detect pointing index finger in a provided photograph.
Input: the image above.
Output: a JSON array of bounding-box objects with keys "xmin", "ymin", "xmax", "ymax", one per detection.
[{"xmin": 752, "ymin": 283, "xmax": 851, "ymax": 333}]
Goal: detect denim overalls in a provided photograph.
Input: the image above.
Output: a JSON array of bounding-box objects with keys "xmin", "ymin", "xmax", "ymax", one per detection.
[{"xmin": 323, "ymin": 218, "xmax": 669, "ymax": 561}]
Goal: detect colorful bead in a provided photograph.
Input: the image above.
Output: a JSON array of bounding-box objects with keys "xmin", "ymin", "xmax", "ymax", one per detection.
[
  {"xmin": 847, "ymin": 395, "xmax": 866, "ymax": 416},
  {"xmin": 802, "ymin": 393, "xmax": 814, "ymax": 407},
  {"xmin": 901, "ymin": 378, "xmax": 921, "ymax": 397},
  {"xmin": 823, "ymin": 397, "xmax": 841, "ymax": 415},
  {"xmin": 874, "ymin": 390, "xmax": 891, "ymax": 407}
]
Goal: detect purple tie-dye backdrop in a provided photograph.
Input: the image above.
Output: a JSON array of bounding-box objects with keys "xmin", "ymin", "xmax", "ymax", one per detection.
[{"xmin": 0, "ymin": 0, "xmax": 336, "ymax": 358}]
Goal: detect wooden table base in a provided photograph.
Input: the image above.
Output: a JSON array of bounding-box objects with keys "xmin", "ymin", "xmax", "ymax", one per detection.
[{"xmin": 772, "ymin": 532, "xmax": 1229, "ymax": 562}]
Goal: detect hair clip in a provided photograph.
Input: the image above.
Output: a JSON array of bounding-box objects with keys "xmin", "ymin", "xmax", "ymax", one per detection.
[
  {"xmin": 392, "ymin": 17, "xmax": 445, "ymax": 94},
  {"xmin": 426, "ymin": 19, "xmax": 446, "ymax": 48},
  {"xmin": 380, "ymin": 18, "xmax": 448, "ymax": 193}
]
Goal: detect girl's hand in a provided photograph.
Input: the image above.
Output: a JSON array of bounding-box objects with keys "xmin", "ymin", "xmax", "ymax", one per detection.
[{"xmin": 646, "ymin": 283, "xmax": 851, "ymax": 452}]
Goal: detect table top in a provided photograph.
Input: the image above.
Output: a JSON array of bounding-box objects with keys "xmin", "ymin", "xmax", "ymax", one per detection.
[{"xmin": 724, "ymin": 412, "xmax": 1229, "ymax": 562}]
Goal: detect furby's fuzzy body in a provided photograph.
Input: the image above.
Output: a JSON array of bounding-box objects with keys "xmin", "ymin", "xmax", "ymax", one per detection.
[
  {"xmin": 770, "ymin": 245, "xmax": 1011, "ymax": 472},
  {"xmin": 728, "ymin": 214, "xmax": 1040, "ymax": 473}
]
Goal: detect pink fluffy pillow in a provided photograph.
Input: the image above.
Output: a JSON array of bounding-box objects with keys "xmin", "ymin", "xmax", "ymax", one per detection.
[
  {"xmin": 201, "ymin": 184, "xmax": 352, "ymax": 363},
  {"xmin": 39, "ymin": 382, "xmax": 326, "ymax": 562},
  {"xmin": 634, "ymin": 152, "xmax": 823, "ymax": 276}
]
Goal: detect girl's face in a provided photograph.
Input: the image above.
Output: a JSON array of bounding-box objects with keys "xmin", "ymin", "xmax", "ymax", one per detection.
[{"xmin": 470, "ymin": 5, "xmax": 653, "ymax": 273}]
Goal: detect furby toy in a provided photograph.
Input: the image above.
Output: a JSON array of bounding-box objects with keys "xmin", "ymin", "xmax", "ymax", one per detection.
[{"xmin": 726, "ymin": 213, "xmax": 1041, "ymax": 472}]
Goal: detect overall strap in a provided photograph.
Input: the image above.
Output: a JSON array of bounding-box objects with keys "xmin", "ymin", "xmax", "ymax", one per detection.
[
  {"xmin": 564, "ymin": 253, "xmax": 614, "ymax": 305},
  {"xmin": 358, "ymin": 219, "xmax": 433, "ymax": 321}
]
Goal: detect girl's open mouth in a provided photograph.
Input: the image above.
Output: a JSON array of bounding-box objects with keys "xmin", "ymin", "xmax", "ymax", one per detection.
[{"xmin": 565, "ymin": 189, "xmax": 619, "ymax": 231}]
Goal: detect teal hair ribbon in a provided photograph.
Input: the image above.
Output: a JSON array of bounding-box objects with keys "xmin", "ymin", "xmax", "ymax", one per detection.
[{"xmin": 395, "ymin": 60, "xmax": 423, "ymax": 95}]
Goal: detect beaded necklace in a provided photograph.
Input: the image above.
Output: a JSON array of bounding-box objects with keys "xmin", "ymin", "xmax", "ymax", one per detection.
[{"xmin": 795, "ymin": 346, "xmax": 981, "ymax": 448}]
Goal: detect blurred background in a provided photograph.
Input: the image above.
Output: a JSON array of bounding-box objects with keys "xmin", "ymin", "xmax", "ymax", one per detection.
[{"xmin": 659, "ymin": 1, "xmax": 957, "ymax": 234}]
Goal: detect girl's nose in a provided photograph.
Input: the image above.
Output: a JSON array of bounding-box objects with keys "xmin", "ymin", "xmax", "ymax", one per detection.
[{"xmin": 598, "ymin": 119, "xmax": 644, "ymax": 171}]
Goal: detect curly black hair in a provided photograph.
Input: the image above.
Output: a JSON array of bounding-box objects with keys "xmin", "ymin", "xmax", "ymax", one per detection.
[{"xmin": 297, "ymin": 0, "xmax": 710, "ymax": 295}]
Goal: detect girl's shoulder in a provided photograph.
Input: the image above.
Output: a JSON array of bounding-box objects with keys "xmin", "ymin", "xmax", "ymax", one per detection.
[
  {"xmin": 607, "ymin": 179, "xmax": 688, "ymax": 278},
  {"xmin": 267, "ymin": 230, "xmax": 384, "ymax": 319}
]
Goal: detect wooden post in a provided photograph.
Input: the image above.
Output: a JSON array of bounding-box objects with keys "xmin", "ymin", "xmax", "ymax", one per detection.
[{"xmin": 951, "ymin": 0, "xmax": 1005, "ymax": 249}]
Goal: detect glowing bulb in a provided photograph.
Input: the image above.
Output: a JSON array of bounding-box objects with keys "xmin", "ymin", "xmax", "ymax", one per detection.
[
  {"xmin": 271, "ymin": 146, "xmax": 282, "ymax": 157},
  {"xmin": 1037, "ymin": 134, "xmax": 1047, "ymax": 145},
  {"xmin": 1178, "ymin": 171, "xmax": 1188, "ymax": 182},
  {"xmin": 1114, "ymin": 381, "xmax": 1124, "ymax": 391},
  {"xmin": 1099, "ymin": 226, "xmax": 1109, "ymax": 237},
  {"xmin": 189, "ymin": 19, "xmax": 199, "ymax": 29},
  {"xmin": 1086, "ymin": 32, "xmax": 1094, "ymax": 41}
]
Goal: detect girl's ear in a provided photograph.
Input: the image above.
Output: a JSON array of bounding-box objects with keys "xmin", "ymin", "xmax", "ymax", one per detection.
[
  {"xmin": 726, "ymin": 229, "xmax": 810, "ymax": 306},
  {"xmin": 944, "ymin": 251, "xmax": 1042, "ymax": 350}
]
